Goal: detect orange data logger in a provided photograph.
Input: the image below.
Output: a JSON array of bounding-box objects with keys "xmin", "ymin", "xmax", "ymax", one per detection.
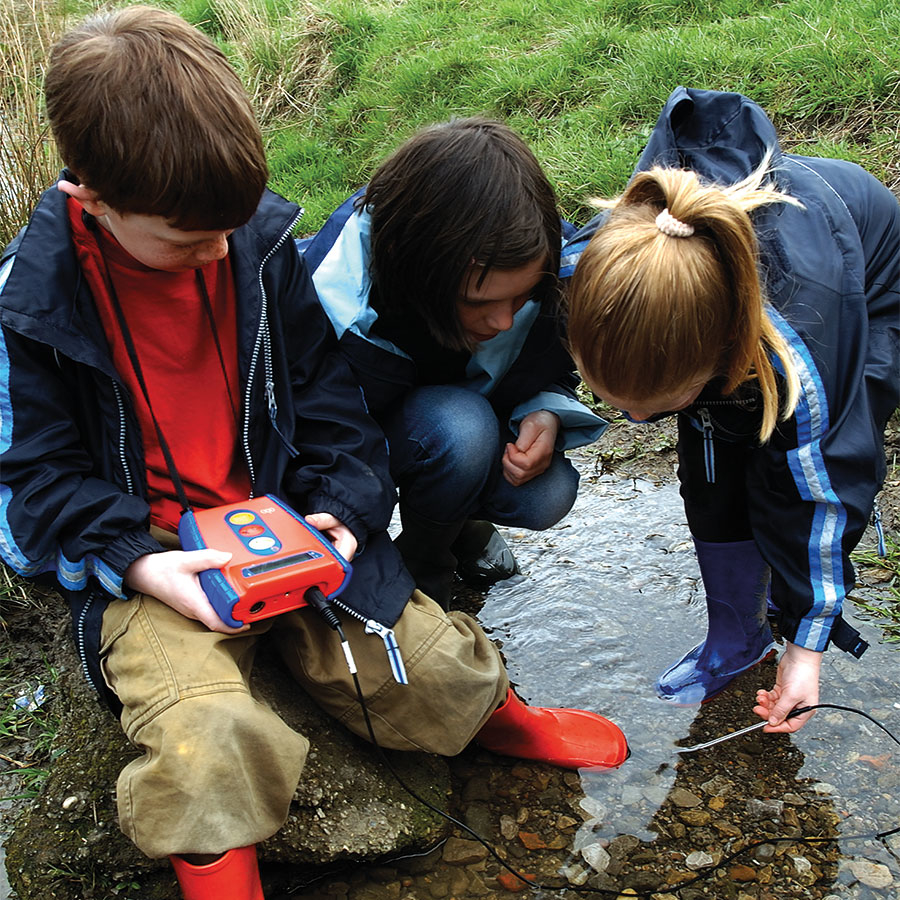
[{"xmin": 178, "ymin": 495, "xmax": 352, "ymax": 628}]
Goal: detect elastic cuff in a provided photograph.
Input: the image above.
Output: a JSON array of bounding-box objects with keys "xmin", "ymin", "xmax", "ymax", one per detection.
[{"xmin": 99, "ymin": 529, "xmax": 167, "ymax": 582}]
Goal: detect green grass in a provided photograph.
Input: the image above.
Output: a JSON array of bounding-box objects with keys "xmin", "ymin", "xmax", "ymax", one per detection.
[
  {"xmin": 2, "ymin": 0, "xmax": 898, "ymax": 237},
  {"xmin": 250, "ymin": 0, "xmax": 900, "ymax": 227},
  {"xmin": 0, "ymin": 652, "xmax": 61, "ymax": 799}
]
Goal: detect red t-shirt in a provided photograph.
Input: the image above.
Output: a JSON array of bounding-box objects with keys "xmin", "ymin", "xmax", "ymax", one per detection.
[{"xmin": 68, "ymin": 200, "xmax": 251, "ymax": 531}]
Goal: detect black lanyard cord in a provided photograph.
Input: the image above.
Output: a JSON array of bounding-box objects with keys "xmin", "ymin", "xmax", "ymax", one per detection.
[
  {"xmin": 196, "ymin": 269, "xmax": 240, "ymax": 428},
  {"xmin": 104, "ymin": 265, "xmax": 237, "ymax": 516}
]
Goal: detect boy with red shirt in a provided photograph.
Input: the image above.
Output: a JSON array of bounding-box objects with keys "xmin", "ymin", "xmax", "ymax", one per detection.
[{"xmin": 0, "ymin": 8, "xmax": 627, "ymax": 899}]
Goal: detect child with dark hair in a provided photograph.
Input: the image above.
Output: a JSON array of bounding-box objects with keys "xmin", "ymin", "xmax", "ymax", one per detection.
[
  {"xmin": 564, "ymin": 87, "xmax": 899, "ymax": 734},
  {"xmin": 0, "ymin": 10, "xmax": 627, "ymax": 899},
  {"xmin": 303, "ymin": 118, "xmax": 606, "ymax": 608}
]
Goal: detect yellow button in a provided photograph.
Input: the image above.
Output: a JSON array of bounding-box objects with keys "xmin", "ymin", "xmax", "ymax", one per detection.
[{"xmin": 228, "ymin": 512, "xmax": 255, "ymax": 525}]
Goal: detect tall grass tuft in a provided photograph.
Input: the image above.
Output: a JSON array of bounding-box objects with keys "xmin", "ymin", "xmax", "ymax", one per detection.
[
  {"xmin": 0, "ymin": 0, "xmax": 66, "ymax": 248},
  {"xmin": 189, "ymin": 0, "xmax": 338, "ymax": 133}
]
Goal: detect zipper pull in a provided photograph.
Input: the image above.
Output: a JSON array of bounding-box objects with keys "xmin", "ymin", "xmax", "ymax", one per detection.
[
  {"xmin": 364, "ymin": 620, "xmax": 408, "ymax": 685},
  {"xmin": 265, "ymin": 379, "xmax": 300, "ymax": 458},
  {"xmin": 265, "ymin": 380, "xmax": 278, "ymax": 424},
  {"xmin": 698, "ymin": 408, "xmax": 715, "ymax": 483},
  {"xmin": 873, "ymin": 500, "xmax": 886, "ymax": 557}
]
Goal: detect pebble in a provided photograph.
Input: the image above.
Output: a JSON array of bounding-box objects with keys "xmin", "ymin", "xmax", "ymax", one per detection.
[
  {"xmin": 685, "ymin": 850, "xmax": 714, "ymax": 869},
  {"xmin": 498, "ymin": 815, "xmax": 517, "ymax": 840},
  {"xmin": 846, "ymin": 858, "xmax": 895, "ymax": 888},
  {"xmin": 746, "ymin": 797, "xmax": 784, "ymax": 820},
  {"xmin": 560, "ymin": 863, "xmax": 590, "ymax": 885},
  {"xmin": 441, "ymin": 837, "xmax": 487, "ymax": 866},
  {"xmin": 581, "ymin": 842, "xmax": 611, "ymax": 872},
  {"xmin": 669, "ymin": 787, "xmax": 702, "ymax": 808}
]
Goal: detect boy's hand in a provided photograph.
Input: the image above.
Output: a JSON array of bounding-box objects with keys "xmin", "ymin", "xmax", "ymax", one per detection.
[
  {"xmin": 124, "ymin": 549, "xmax": 247, "ymax": 634},
  {"xmin": 502, "ymin": 410, "xmax": 560, "ymax": 486},
  {"xmin": 304, "ymin": 513, "xmax": 358, "ymax": 562},
  {"xmin": 753, "ymin": 641, "xmax": 821, "ymax": 733}
]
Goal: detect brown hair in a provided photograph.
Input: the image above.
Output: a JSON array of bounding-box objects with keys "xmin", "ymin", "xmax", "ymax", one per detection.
[
  {"xmin": 567, "ymin": 162, "xmax": 800, "ymax": 441},
  {"xmin": 45, "ymin": 5, "xmax": 267, "ymax": 230},
  {"xmin": 361, "ymin": 117, "xmax": 561, "ymax": 352}
]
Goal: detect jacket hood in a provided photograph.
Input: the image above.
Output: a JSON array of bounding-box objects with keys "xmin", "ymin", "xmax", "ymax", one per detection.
[{"xmin": 635, "ymin": 86, "xmax": 783, "ymax": 187}]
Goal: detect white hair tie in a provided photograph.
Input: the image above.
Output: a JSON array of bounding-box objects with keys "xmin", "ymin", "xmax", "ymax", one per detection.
[{"xmin": 655, "ymin": 208, "xmax": 694, "ymax": 238}]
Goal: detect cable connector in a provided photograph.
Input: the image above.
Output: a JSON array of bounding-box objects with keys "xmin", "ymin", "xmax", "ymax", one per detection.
[
  {"xmin": 304, "ymin": 586, "xmax": 356, "ymax": 675},
  {"xmin": 305, "ymin": 585, "xmax": 341, "ymax": 630}
]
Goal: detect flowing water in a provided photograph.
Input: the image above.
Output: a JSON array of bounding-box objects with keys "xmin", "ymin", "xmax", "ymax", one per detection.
[{"xmin": 477, "ymin": 466, "xmax": 900, "ymax": 897}]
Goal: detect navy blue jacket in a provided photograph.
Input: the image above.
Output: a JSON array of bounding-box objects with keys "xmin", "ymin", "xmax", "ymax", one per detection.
[
  {"xmin": 301, "ymin": 193, "xmax": 607, "ymax": 449},
  {"xmin": 562, "ymin": 87, "xmax": 900, "ymax": 655},
  {"xmin": 0, "ymin": 178, "xmax": 413, "ymax": 706}
]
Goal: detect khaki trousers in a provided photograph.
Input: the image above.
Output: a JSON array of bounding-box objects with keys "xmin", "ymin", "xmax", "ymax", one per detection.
[{"xmin": 100, "ymin": 567, "xmax": 507, "ymax": 858}]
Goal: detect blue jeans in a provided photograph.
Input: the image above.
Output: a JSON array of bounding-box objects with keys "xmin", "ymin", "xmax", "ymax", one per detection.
[{"xmin": 380, "ymin": 385, "xmax": 579, "ymax": 529}]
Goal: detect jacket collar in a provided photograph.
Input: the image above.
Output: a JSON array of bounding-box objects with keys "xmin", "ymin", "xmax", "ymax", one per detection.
[{"xmin": 0, "ymin": 172, "xmax": 300, "ymax": 371}]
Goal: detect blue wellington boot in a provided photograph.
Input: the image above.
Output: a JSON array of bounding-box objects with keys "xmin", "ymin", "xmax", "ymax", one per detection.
[{"xmin": 656, "ymin": 538, "xmax": 777, "ymax": 705}]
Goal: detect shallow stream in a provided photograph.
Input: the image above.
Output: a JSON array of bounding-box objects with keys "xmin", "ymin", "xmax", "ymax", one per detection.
[{"xmin": 475, "ymin": 466, "xmax": 900, "ymax": 898}]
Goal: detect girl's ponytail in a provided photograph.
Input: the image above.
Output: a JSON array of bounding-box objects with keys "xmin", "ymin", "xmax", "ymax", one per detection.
[{"xmin": 567, "ymin": 159, "xmax": 800, "ymax": 442}]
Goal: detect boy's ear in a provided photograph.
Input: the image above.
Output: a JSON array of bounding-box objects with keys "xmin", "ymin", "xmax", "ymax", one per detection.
[{"xmin": 56, "ymin": 179, "xmax": 110, "ymax": 218}]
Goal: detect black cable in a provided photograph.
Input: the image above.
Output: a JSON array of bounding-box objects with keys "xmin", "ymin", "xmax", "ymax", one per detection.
[{"xmin": 310, "ymin": 599, "xmax": 900, "ymax": 898}]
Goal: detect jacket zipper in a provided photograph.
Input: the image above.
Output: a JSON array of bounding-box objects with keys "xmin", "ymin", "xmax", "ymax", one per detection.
[
  {"xmin": 241, "ymin": 212, "xmax": 408, "ymax": 683},
  {"xmin": 689, "ymin": 395, "xmax": 758, "ymax": 484},
  {"xmin": 75, "ymin": 382, "xmax": 134, "ymax": 692},
  {"xmin": 698, "ymin": 408, "xmax": 715, "ymax": 483},
  {"xmin": 242, "ymin": 209, "xmax": 303, "ymax": 490},
  {"xmin": 76, "ymin": 590, "xmax": 97, "ymax": 689},
  {"xmin": 112, "ymin": 381, "xmax": 135, "ymax": 495}
]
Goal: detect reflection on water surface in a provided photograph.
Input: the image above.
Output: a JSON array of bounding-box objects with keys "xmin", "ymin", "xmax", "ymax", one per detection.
[{"xmin": 478, "ymin": 466, "xmax": 900, "ymax": 898}]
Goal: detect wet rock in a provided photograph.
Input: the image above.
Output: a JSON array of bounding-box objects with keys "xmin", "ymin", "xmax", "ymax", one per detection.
[
  {"xmin": 678, "ymin": 808, "xmax": 712, "ymax": 826},
  {"xmin": 581, "ymin": 841, "xmax": 611, "ymax": 872},
  {"xmin": 461, "ymin": 802, "xmax": 492, "ymax": 836},
  {"xmin": 5, "ymin": 624, "xmax": 451, "ymax": 900},
  {"xmin": 700, "ymin": 774, "xmax": 733, "ymax": 797},
  {"xmin": 745, "ymin": 797, "xmax": 784, "ymax": 820},
  {"xmin": 577, "ymin": 796, "xmax": 607, "ymax": 820},
  {"xmin": 560, "ymin": 863, "xmax": 590, "ymax": 885},
  {"xmin": 516, "ymin": 830, "xmax": 546, "ymax": 850},
  {"xmin": 440, "ymin": 837, "xmax": 488, "ymax": 866},
  {"xmin": 607, "ymin": 833, "xmax": 640, "ymax": 858},
  {"xmin": 729, "ymin": 864, "xmax": 757, "ymax": 881},
  {"xmin": 669, "ymin": 787, "xmax": 702, "ymax": 808},
  {"xmin": 499, "ymin": 814, "xmax": 517, "ymax": 839},
  {"xmin": 460, "ymin": 775, "xmax": 491, "ymax": 802},
  {"xmin": 684, "ymin": 850, "xmax": 714, "ymax": 869},
  {"xmin": 845, "ymin": 858, "xmax": 895, "ymax": 888},
  {"xmin": 495, "ymin": 870, "xmax": 534, "ymax": 891}
]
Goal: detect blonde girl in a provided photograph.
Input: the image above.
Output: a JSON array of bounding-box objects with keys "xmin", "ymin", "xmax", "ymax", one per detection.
[{"xmin": 564, "ymin": 87, "xmax": 899, "ymax": 734}]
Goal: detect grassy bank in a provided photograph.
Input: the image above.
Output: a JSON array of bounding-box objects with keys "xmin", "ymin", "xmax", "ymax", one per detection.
[
  {"xmin": 1, "ymin": 0, "xmax": 898, "ymax": 245},
  {"xmin": 256, "ymin": 0, "xmax": 900, "ymax": 228}
]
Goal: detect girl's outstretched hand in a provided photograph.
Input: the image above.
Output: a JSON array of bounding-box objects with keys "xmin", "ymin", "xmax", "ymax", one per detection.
[{"xmin": 753, "ymin": 641, "xmax": 821, "ymax": 733}]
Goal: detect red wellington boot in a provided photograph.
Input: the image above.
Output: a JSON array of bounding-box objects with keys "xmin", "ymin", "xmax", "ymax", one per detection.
[
  {"xmin": 474, "ymin": 689, "xmax": 629, "ymax": 770},
  {"xmin": 170, "ymin": 845, "xmax": 264, "ymax": 900}
]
